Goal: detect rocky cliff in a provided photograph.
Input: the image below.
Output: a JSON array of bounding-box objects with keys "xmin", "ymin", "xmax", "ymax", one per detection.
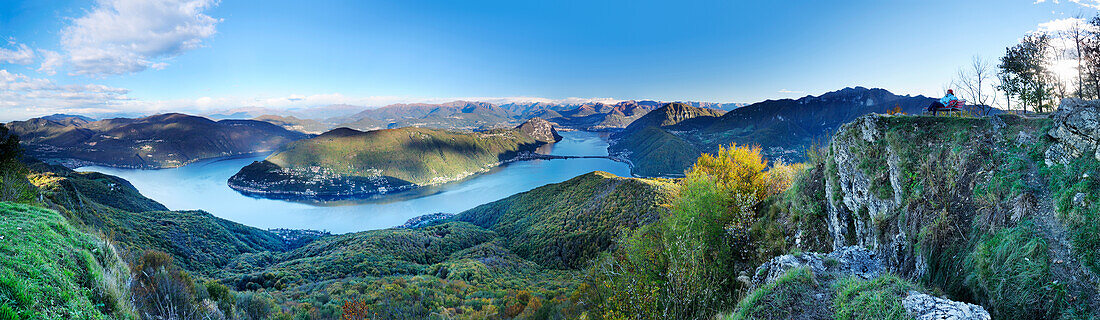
[{"xmin": 813, "ymin": 105, "xmax": 1099, "ymax": 318}]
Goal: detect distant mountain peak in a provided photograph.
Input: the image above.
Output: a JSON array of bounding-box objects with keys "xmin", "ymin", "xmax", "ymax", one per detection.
[
  {"xmin": 613, "ymin": 102, "xmax": 725, "ymax": 138},
  {"xmin": 516, "ymin": 117, "xmax": 562, "ymax": 143},
  {"xmin": 647, "ymin": 102, "xmax": 725, "ymax": 126}
]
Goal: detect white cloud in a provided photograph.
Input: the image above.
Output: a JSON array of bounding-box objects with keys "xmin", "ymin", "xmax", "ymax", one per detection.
[
  {"xmin": 0, "ymin": 42, "xmax": 34, "ymax": 65},
  {"xmin": 61, "ymin": 0, "xmax": 220, "ymax": 76},
  {"xmin": 0, "ymin": 69, "xmax": 132, "ymax": 121},
  {"xmin": 778, "ymin": 89, "xmax": 803, "ymax": 94},
  {"xmin": 36, "ymin": 50, "xmax": 64, "ymax": 75},
  {"xmin": 1036, "ymin": 17, "xmax": 1096, "ymax": 34},
  {"xmin": 1035, "ymin": 0, "xmax": 1100, "ymax": 9}
]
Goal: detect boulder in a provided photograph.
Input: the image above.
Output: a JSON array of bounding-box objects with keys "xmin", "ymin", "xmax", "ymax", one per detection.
[
  {"xmin": 1046, "ymin": 98, "xmax": 1100, "ymax": 166},
  {"xmin": 752, "ymin": 246, "xmax": 885, "ymax": 287},
  {"xmin": 903, "ymin": 291, "xmax": 991, "ymax": 320}
]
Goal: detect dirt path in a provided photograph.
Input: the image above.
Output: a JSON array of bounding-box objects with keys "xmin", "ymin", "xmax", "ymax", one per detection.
[{"xmin": 1022, "ymin": 159, "xmax": 1100, "ymax": 313}]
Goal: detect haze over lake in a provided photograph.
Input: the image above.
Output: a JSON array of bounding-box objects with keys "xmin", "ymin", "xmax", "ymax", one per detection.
[{"xmin": 76, "ymin": 131, "xmax": 630, "ymax": 233}]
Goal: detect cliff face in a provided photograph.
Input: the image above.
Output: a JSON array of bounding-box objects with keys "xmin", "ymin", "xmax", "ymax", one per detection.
[
  {"xmin": 825, "ymin": 115, "xmax": 926, "ymax": 277},
  {"xmin": 815, "ymin": 107, "xmax": 1100, "ymax": 318}
]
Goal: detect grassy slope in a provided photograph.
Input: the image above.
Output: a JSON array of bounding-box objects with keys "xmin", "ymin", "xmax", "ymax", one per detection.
[
  {"xmin": 455, "ymin": 171, "xmax": 678, "ymax": 269},
  {"xmin": 726, "ymin": 267, "xmax": 917, "ymax": 320},
  {"xmin": 266, "ymin": 126, "xmax": 543, "ymax": 185},
  {"xmin": 0, "ymin": 202, "xmax": 131, "ymax": 319}
]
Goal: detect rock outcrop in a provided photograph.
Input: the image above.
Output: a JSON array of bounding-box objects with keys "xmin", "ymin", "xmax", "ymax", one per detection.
[
  {"xmin": 751, "ymin": 246, "xmax": 991, "ymax": 320},
  {"xmin": 1046, "ymin": 98, "xmax": 1100, "ymax": 165},
  {"xmin": 752, "ymin": 246, "xmax": 885, "ymax": 286},
  {"xmin": 902, "ymin": 291, "xmax": 991, "ymax": 320},
  {"xmin": 823, "ymin": 115, "xmax": 925, "ymax": 278}
]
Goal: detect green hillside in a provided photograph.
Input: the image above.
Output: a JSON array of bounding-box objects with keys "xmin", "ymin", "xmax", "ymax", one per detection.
[
  {"xmin": 268, "ymin": 126, "xmax": 540, "ymax": 180},
  {"xmin": 456, "ymin": 171, "xmax": 678, "ymax": 269},
  {"xmin": 0, "ymin": 202, "xmax": 132, "ymax": 319},
  {"xmin": 610, "ymin": 126, "xmax": 704, "ymax": 177},
  {"xmin": 211, "ymin": 170, "xmax": 677, "ymax": 318}
]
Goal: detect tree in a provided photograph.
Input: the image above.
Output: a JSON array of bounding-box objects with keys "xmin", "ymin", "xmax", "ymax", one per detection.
[
  {"xmin": 999, "ymin": 33, "xmax": 1057, "ymax": 113},
  {"xmin": 0, "ymin": 124, "xmax": 36, "ymax": 203},
  {"xmin": 1083, "ymin": 16, "xmax": 1100, "ymax": 99},
  {"xmin": 954, "ymin": 56, "xmax": 998, "ymax": 116}
]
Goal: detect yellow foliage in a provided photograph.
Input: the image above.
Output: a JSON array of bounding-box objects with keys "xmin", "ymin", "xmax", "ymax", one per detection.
[
  {"xmin": 687, "ymin": 144, "xmax": 799, "ymax": 203},
  {"xmin": 685, "ymin": 144, "xmax": 803, "ymax": 232}
]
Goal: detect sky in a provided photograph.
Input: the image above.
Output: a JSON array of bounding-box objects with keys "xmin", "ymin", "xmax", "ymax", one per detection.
[{"xmin": 0, "ymin": 0, "xmax": 1098, "ymax": 121}]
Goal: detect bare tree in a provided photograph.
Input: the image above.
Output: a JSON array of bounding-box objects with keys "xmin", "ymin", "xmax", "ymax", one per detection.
[
  {"xmin": 1084, "ymin": 16, "xmax": 1100, "ymax": 99},
  {"xmin": 954, "ymin": 55, "xmax": 998, "ymax": 115},
  {"xmin": 1060, "ymin": 15, "xmax": 1089, "ymax": 98}
]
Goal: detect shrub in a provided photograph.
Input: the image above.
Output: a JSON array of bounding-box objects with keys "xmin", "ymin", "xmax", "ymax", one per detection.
[
  {"xmin": 236, "ymin": 291, "xmax": 278, "ymax": 320},
  {"xmin": 130, "ymin": 250, "xmax": 211, "ymax": 319},
  {"xmin": 0, "ymin": 125, "xmax": 37, "ymax": 203},
  {"xmin": 205, "ymin": 281, "xmax": 236, "ymax": 316}
]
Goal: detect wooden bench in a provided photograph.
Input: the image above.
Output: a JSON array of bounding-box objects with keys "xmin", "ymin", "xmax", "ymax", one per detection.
[{"xmin": 932, "ymin": 99, "xmax": 967, "ymax": 116}]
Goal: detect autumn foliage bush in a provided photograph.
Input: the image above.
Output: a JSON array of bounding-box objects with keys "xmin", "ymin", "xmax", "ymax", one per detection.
[{"xmin": 583, "ymin": 144, "xmax": 800, "ymax": 319}]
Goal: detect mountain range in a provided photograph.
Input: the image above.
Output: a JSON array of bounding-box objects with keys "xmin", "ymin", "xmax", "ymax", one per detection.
[
  {"xmin": 226, "ymin": 99, "xmax": 738, "ymax": 134},
  {"xmin": 610, "ymin": 87, "xmax": 935, "ymax": 176},
  {"xmin": 6, "ymin": 113, "xmax": 307, "ymax": 168}
]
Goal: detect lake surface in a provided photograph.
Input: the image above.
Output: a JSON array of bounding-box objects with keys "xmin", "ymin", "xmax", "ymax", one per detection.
[{"xmin": 77, "ymin": 131, "xmax": 631, "ymax": 233}]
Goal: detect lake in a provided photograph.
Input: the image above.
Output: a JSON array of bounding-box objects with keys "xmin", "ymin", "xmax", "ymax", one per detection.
[{"xmin": 76, "ymin": 131, "xmax": 631, "ymax": 233}]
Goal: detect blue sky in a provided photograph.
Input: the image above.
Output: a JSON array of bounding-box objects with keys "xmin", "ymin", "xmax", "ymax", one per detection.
[{"xmin": 0, "ymin": 0, "xmax": 1097, "ymax": 120}]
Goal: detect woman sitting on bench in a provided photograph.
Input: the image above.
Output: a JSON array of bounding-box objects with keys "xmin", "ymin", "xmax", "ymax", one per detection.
[{"xmin": 927, "ymin": 89, "xmax": 960, "ymax": 114}]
